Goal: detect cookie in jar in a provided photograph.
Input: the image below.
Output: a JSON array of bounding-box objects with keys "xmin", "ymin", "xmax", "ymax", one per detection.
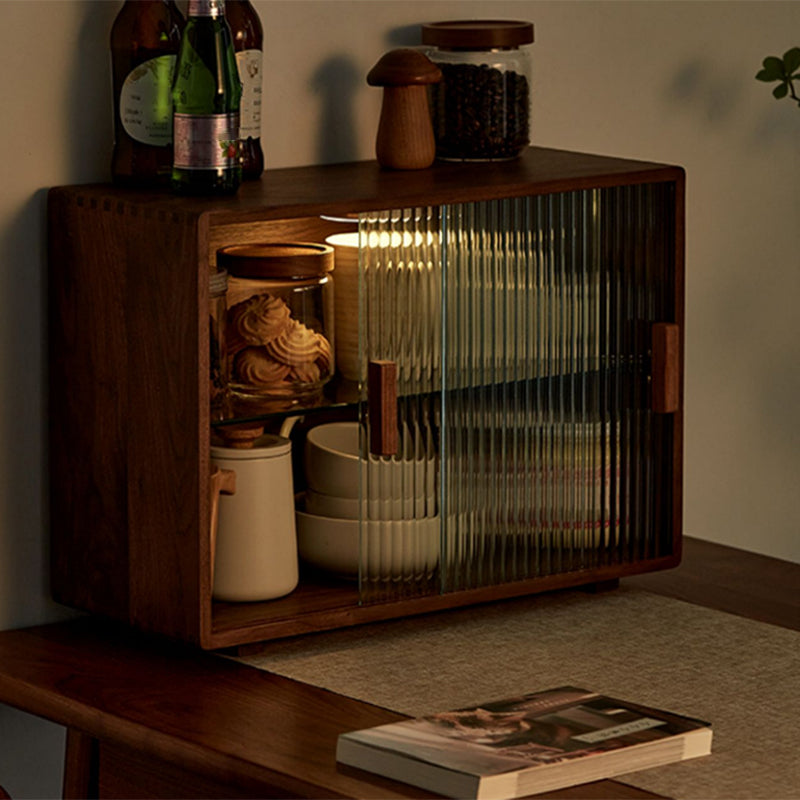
[{"xmin": 217, "ymin": 243, "xmax": 334, "ymax": 410}]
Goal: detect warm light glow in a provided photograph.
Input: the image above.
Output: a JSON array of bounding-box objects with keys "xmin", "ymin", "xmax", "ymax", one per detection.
[{"xmin": 325, "ymin": 231, "xmax": 438, "ymax": 250}]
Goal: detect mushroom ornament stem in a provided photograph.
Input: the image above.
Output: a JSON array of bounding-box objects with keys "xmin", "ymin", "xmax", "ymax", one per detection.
[{"xmin": 367, "ymin": 48, "xmax": 442, "ymax": 170}]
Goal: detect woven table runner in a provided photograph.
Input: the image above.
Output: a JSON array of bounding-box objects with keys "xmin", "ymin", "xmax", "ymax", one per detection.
[{"xmin": 234, "ymin": 585, "xmax": 800, "ymax": 800}]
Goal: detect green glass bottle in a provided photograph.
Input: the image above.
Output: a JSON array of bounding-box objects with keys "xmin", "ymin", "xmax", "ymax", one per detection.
[{"xmin": 172, "ymin": 0, "xmax": 242, "ymax": 195}]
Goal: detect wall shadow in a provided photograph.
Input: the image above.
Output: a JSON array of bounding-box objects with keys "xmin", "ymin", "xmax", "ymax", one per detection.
[
  {"xmin": 386, "ymin": 25, "xmax": 422, "ymax": 48},
  {"xmin": 664, "ymin": 57, "xmax": 741, "ymax": 126},
  {"xmin": 68, "ymin": 1, "xmax": 119, "ymax": 183},
  {"xmin": 0, "ymin": 189, "xmax": 75, "ymax": 629},
  {"xmin": 664, "ymin": 55, "xmax": 799, "ymax": 151},
  {"xmin": 0, "ymin": 0, "xmax": 115, "ymax": 628},
  {"xmin": 308, "ymin": 26, "xmax": 425, "ymax": 165},
  {"xmin": 310, "ymin": 55, "xmax": 361, "ymax": 164}
]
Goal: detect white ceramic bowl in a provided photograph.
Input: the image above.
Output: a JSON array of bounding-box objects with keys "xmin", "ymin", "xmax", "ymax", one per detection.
[
  {"xmin": 304, "ymin": 422, "xmax": 439, "ymax": 510},
  {"xmin": 305, "ymin": 488, "xmax": 439, "ymax": 522},
  {"xmin": 305, "ymin": 489, "xmax": 362, "ymax": 519},
  {"xmin": 304, "ymin": 422, "xmax": 365, "ymax": 498},
  {"xmin": 295, "ymin": 508, "xmax": 439, "ymax": 580}
]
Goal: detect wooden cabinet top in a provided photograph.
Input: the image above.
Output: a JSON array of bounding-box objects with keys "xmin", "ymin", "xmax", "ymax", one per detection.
[{"xmin": 50, "ymin": 147, "xmax": 685, "ymax": 225}]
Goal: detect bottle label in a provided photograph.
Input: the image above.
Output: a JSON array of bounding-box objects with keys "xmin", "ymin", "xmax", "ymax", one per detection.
[
  {"xmin": 187, "ymin": 0, "xmax": 224, "ymax": 16},
  {"xmin": 236, "ymin": 49, "xmax": 262, "ymax": 139},
  {"xmin": 120, "ymin": 55, "xmax": 176, "ymax": 146},
  {"xmin": 173, "ymin": 113, "xmax": 240, "ymax": 169}
]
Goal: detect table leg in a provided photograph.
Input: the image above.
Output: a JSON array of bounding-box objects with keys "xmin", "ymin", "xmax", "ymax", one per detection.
[{"xmin": 62, "ymin": 729, "xmax": 98, "ymax": 799}]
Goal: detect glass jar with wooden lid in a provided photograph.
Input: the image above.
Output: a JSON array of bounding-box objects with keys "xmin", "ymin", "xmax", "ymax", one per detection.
[
  {"xmin": 217, "ymin": 242, "xmax": 334, "ymax": 411},
  {"xmin": 422, "ymin": 20, "xmax": 534, "ymax": 161}
]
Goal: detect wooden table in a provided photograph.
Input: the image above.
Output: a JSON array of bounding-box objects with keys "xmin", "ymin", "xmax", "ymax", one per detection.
[{"xmin": 0, "ymin": 537, "xmax": 797, "ymax": 799}]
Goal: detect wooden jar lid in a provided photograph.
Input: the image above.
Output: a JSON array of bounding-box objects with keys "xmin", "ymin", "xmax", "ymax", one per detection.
[
  {"xmin": 217, "ymin": 242, "xmax": 334, "ymax": 278},
  {"xmin": 421, "ymin": 20, "xmax": 534, "ymax": 49}
]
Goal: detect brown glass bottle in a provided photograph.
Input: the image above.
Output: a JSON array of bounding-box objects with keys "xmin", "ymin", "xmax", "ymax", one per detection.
[
  {"xmin": 111, "ymin": 0, "xmax": 185, "ymax": 187},
  {"xmin": 225, "ymin": 0, "xmax": 264, "ymax": 179}
]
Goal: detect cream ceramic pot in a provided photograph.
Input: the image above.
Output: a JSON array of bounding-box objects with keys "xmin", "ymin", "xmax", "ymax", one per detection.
[{"xmin": 210, "ymin": 434, "xmax": 298, "ymax": 602}]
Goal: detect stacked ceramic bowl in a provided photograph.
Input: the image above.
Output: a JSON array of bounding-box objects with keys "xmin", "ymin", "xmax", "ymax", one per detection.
[{"xmin": 297, "ymin": 421, "xmax": 439, "ymax": 581}]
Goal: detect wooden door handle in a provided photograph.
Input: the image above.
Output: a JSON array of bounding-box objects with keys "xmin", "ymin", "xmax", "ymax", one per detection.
[
  {"xmin": 651, "ymin": 322, "xmax": 681, "ymax": 413},
  {"xmin": 368, "ymin": 360, "xmax": 398, "ymax": 455}
]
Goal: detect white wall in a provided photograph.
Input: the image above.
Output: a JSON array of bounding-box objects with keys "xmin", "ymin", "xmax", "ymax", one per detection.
[{"xmin": 0, "ymin": 1, "xmax": 797, "ymax": 796}]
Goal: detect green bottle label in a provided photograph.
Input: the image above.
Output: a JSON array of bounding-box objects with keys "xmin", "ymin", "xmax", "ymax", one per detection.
[
  {"xmin": 173, "ymin": 112, "xmax": 240, "ymax": 169},
  {"xmin": 120, "ymin": 55, "xmax": 176, "ymax": 146}
]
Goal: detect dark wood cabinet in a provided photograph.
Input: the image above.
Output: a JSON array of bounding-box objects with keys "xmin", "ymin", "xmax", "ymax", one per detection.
[{"xmin": 48, "ymin": 147, "xmax": 684, "ymax": 649}]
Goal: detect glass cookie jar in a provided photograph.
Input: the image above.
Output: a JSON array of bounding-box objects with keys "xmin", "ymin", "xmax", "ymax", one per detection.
[
  {"xmin": 216, "ymin": 243, "xmax": 334, "ymax": 411},
  {"xmin": 422, "ymin": 20, "xmax": 534, "ymax": 161},
  {"xmin": 209, "ymin": 269, "xmax": 229, "ymax": 421}
]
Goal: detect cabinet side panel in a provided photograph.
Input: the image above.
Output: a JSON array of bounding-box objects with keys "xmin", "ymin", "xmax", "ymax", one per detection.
[
  {"xmin": 48, "ymin": 190, "xmax": 130, "ymax": 618},
  {"xmin": 671, "ymin": 172, "xmax": 686, "ymax": 559},
  {"xmin": 125, "ymin": 210, "xmax": 205, "ymax": 643}
]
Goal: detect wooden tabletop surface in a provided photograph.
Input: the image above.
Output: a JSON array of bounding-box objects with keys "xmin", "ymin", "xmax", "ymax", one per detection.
[{"xmin": 0, "ymin": 536, "xmax": 796, "ymax": 799}]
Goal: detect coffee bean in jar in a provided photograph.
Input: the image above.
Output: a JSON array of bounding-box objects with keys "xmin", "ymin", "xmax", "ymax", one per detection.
[{"xmin": 421, "ymin": 20, "xmax": 534, "ymax": 161}]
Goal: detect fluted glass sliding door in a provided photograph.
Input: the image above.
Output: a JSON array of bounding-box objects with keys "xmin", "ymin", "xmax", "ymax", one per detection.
[{"xmin": 357, "ymin": 183, "xmax": 677, "ymax": 601}]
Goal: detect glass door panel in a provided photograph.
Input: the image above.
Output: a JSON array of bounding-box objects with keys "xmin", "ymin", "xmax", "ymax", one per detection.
[
  {"xmin": 357, "ymin": 183, "xmax": 676, "ymax": 602},
  {"xmin": 357, "ymin": 209, "xmax": 442, "ymax": 602}
]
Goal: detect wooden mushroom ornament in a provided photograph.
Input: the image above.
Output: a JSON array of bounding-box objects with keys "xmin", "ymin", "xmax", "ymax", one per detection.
[{"xmin": 367, "ymin": 48, "xmax": 442, "ymax": 170}]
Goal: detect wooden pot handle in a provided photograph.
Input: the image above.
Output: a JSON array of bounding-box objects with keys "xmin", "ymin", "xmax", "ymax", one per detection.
[{"xmin": 209, "ymin": 466, "xmax": 237, "ymax": 589}]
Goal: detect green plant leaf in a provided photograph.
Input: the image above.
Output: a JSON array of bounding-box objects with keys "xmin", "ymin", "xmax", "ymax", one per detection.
[
  {"xmin": 773, "ymin": 82, "xmax": 789, "ymax": 99},
  {"xmin": 783, "ymin": 47, "xmax": 800, "ymax": 74},
  {"xmin": 757, "ymin": 55, "xmax": 785, "ymax": 81}
]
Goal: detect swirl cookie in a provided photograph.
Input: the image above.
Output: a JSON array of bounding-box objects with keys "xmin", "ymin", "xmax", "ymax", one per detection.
[
  {"xmin": 234, "ymin": 347, "xmax": 291, "ymax": 386},
  {"xmin": 228, "ymin": 293, "xmax": 292, "ymax": 354},
  {"xmin": 265, "ymin": 319, "xmax": 321, "ymax": 367}
]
